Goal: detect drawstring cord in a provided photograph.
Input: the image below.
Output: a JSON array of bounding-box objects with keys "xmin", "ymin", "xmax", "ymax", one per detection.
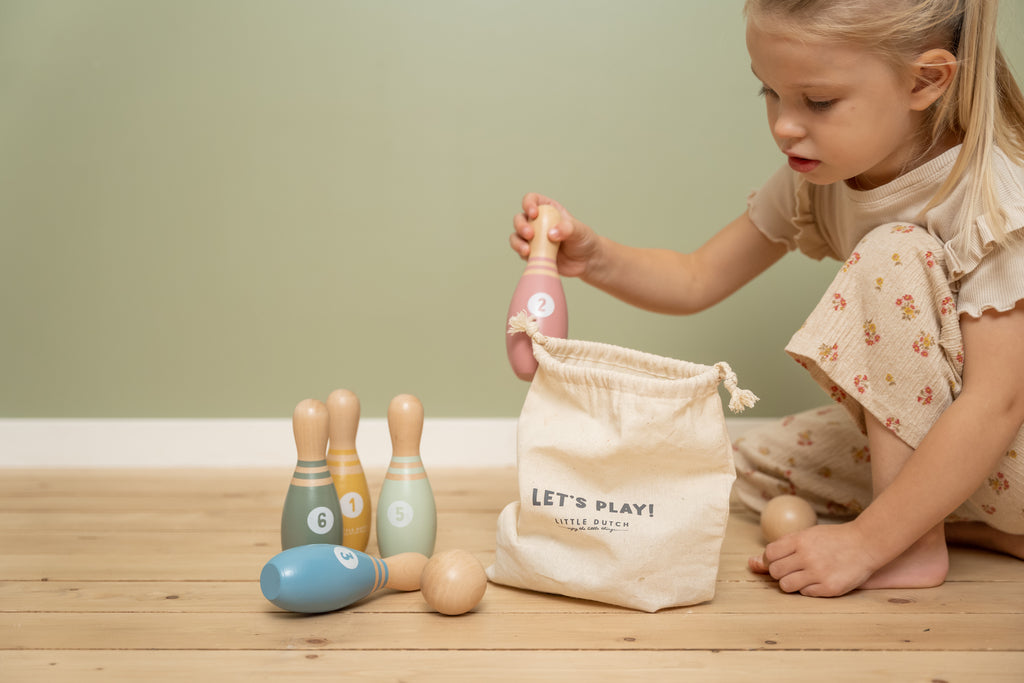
[
  {"xmin": 510, "ymin": 312, "xmax": 759, "ymax": 414},
  {"xmin": 507, "ymin": 310, "xmax": 547, "ymax": 344},
  {"xmin": 715, "ymin": 362, "xmax": 759, "ymax": 413}
]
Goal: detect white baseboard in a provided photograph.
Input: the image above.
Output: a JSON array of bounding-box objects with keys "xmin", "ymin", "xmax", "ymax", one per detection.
[{"xmin": 0, "ymin": 418, "xmax": 775, "ymax": 469}]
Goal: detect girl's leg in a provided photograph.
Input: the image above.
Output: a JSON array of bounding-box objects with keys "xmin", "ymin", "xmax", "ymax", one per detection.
[
  {"xmin": 784, "ymin": 223, "xmax": 971, "ymax": 589},
  {"xmin": 858, "ymin": 411, "xmax": 948, "ymax": 589},
  {"xmin": 945, "ymin": 522, "xmax": 1024, "ymax": 559},
  {"xmin": 733, "ymin": 403, "xmax": 873, "ymax": 519},
  {"xmin": 944, "ymin": 423, "xmax": 1024, "ymax": 559},
  {"xmin": 745, "ymin": 223, "xmax": 1023, "ymax": 588}
]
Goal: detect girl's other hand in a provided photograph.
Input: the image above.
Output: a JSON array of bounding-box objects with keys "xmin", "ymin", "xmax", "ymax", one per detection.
[{"xmin": 749, "ymin": 522, "xmax": 880, "ymax": 597}]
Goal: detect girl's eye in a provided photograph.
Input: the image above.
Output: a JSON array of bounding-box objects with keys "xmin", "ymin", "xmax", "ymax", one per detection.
[
  {"xmin": 758, "ymin": 84, "xmax": 835, "ymax": 112},
  {"xmin": 806, "ymin": 98, "xmax": 837, "ymax": 112}
]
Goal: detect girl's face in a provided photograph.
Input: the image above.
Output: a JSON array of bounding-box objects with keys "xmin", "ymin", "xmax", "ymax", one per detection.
[{"xmin": 746, "ymin": 20, "xmax": 924, "ymax": 190}]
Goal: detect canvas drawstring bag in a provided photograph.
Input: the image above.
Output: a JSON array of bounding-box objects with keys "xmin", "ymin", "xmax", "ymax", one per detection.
[{"xmin": 486, "ymin": 312, "xmax": 757, "ymax": 612}]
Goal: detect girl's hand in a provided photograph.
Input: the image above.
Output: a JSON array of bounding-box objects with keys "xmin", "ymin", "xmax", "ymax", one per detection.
[
  {"xmin": 748, "ymin": 522, "xmax": 882, "ymax": 597},
  {"xmin": 510, "ymin": 193, "xmax": 600, "ymax": 279}
]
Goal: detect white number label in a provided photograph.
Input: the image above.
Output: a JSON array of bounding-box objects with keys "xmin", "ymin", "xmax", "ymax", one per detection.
[
  {"xmin": 527, "ymin": 292, "xmax": 556, "ymax": 319},
  {"xmin": 307, "ymin": 506, "xmax": 335, "ymax": 534},
  {"xmin": 386, "ymin": 501, "xmax": 414, "ymax": 528},
  {"xmin": 340, "ymin": 492, "xmax": 364, "ymax": 519},
  {"xmin": 333, "ymin": 546, "xmax": 359, "ymax": 569}
]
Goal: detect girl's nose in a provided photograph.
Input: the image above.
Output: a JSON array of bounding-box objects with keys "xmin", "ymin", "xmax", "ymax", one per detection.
[{"xmin": 771, "ymin": 108, "xmax": 805, "ymax": 142}]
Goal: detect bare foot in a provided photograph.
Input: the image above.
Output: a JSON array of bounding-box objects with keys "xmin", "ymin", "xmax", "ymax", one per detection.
[
  {"xmin": 859, "ymin": 525, "xmax": 948, "ymax": 590},
  {"xmin": 946, "ymin": 522, "xmax": 1024, "ymax": 559}
]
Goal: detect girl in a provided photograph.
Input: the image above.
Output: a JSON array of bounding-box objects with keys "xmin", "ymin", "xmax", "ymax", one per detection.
[{"xmin": 509, "ymin": 0, "xmax": 1024, "ymax": 597}]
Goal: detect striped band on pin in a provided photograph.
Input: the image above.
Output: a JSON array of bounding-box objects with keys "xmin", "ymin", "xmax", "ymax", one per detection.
[
  {"xmin": 524, "ymin": 256, "xmax": 558, "ymax": 277},
  {"xmin": 290, "ymin": 460, "xmax": 335, "ymax": 487},
  {"xmin": 371, "ymin": 557, "xmax": 388, "ymax": 591},
  {"xmin": 385, "ymin": 455, "xmax": 427, "ymax": 481},
  {"xmin": 327, "ymin": 449, "xmax": 365, "ymax": 475}
]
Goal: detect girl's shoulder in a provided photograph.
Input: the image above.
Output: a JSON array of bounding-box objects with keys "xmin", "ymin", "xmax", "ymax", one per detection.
[{"xmin": 988, "ymin": 146, "xmax": 1024, "ymax": 192}]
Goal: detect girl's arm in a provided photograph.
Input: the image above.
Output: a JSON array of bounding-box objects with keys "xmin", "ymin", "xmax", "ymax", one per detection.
[
  {"xmin": 759, "ymin": 300, "xmax": 1024, "ymax": 596},
  {"xmin": 582, "ymin": 211, "xmax": 789, "ymax": 314},
  {"xmin": 512, "ymin": 194, "xmax": 788, "ymax": 315}
]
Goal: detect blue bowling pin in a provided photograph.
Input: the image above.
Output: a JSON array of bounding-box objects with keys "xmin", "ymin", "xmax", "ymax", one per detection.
[{"xmin": 260, "ymin": 544, "xmax": 428, "ymax": 613}]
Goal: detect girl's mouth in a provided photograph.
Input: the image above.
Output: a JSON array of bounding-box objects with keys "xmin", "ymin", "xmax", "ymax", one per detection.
[{"xmin": 787, "ymin": 155, "xmax": 821, "ymax": 173}]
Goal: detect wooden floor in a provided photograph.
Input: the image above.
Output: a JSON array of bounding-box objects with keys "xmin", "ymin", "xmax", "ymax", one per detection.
[{"xmin": 1, "ymin": 467, "xmax": 1021, "ymax": 682}]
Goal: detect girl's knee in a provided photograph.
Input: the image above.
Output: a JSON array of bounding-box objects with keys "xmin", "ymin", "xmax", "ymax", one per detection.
[
  {"xmin": 833, "ymin": 223, "xmax": 955, "ymax": 319},
  {"xmin": 844, "ymin": 223, "xmax": 946, "ymax": 275}
]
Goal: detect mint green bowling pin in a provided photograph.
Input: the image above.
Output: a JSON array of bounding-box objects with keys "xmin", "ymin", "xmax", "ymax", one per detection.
[
  {"xmin": 376, "ymin": 394, "xmax": 436, "ymax": 557},
  {"xmin": 281, "ymin": 399, "xmax": 343, "ymax": 550}
]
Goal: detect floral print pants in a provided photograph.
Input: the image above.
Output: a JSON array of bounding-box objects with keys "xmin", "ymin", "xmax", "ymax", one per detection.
[{"xmin": 733, "ymin": 223, "xmax": 1024, "ymax": 533}]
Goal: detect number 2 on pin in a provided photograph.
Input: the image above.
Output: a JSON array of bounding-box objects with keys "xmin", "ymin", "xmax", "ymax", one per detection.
[{"xmin": 527, "ymin": 292, "xmax": 556, "ymax": 318}]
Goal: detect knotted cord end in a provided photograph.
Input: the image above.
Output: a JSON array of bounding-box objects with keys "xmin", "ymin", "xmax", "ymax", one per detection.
[{"xmin": 715, "ymin": 362, "xmax": 759, "ymax": 414}]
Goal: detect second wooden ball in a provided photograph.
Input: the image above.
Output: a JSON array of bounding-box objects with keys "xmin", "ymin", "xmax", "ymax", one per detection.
[
  {"xmin": 760, "ymin": 494, "xmax": 817, "ymax": 543},
  {"xmin": 420, "ymin": 549, "xmax": 487, "ymax": 616}
]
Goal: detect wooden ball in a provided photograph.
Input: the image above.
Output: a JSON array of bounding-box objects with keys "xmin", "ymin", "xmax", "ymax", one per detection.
[
  {"xmin": 420, "ymin": 549, "xmax": 487, "ymax": 616},
  {"xmin": 760, "ymin": 494, "xmax": 817, "ymax": 543}
]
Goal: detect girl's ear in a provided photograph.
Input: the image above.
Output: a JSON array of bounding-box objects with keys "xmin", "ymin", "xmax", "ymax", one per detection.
[{"xmin": 909, "ymin": 48, "xmax": 957, "ymax": 111}]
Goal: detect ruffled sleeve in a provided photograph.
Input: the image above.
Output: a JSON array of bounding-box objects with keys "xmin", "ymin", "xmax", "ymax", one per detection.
[
  {"xmin": 939, "ymin": 149, "xmax": 1024, "ymax": 318},
  {"xmin": 746, "ymin": 164, "xmax": 836, "ymax": 260},
  {"xmin": 952, "ymin": 235, "xmax": 1024, "ymax": 318}
]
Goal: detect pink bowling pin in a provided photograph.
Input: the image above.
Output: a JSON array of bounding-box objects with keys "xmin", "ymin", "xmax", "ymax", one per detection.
[{"xmin": 506, "ymin": 204, "xmax": 568, "ymax": 381}]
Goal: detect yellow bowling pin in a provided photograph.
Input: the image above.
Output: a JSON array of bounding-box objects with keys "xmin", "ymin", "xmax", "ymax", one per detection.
[{"xmin": 326, "ymin": 389, "xmax": 372, "ymax": 551}]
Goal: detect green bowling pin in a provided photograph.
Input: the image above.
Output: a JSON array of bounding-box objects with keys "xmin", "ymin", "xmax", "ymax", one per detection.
[
  {"xmin": 376, "ymin": 394, "xmax": 436, "ymax": 557},
  {"xmin": 281, "ymin": 398, "xmax": 343, "ymax": 550}
]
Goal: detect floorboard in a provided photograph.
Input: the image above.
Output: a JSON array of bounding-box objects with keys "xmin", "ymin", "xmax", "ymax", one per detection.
[{"xmin": 0, "ymin": 468, "xmax": 1021, "ymax": 682}]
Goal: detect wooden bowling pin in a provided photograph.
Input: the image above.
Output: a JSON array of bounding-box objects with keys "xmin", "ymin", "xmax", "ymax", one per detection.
[
  {"xmin": 376, "ymin": 394, "xmax": 437, "ymax": 557},
  {"xmin": 280, "ymin": 399, "xmax": 344, "ymax": 550},
  {"xmin": 506, "ymin": 204, "xmax": 568, "ymax": 381},
  {"xmin": 260, "ymin": 543, "xmax": 428, "ymax": 613},
  {"xmin": 326, "ymin": 389, "xmax": 372, "ymax": 551}
]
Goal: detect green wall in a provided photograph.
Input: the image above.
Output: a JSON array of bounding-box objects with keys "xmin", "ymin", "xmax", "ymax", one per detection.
[{"xmin": 3, "ymin": 1, "xmax": 1022, "ymax": 418}]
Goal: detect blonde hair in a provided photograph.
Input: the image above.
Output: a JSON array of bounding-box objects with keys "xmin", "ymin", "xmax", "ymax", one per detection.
[{"xmin": 745, "ymin": 0, "xmax": 1024, "ymax": 241}]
